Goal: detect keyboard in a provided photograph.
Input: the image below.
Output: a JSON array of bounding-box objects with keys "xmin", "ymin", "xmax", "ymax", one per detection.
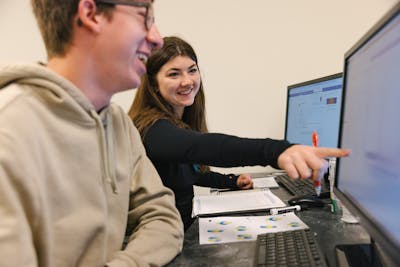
[
  {"xmin": 276, "ymin": 173, "xmax": 329, "ymax": 197},
  {"xmin": 253, "ymin": 229, "xmax": 327, "ymax": 267}
]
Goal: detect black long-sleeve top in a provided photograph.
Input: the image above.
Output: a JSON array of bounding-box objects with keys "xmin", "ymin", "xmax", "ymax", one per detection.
[{"xmin": 143, "ymin": 119, "xmax": 291, "ymax": 230}]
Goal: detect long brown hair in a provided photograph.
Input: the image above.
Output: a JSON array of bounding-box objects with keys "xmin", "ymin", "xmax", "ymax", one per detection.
[{"xmin": 128, "ymin": 36, "xmax": 208, "ymax": 138}]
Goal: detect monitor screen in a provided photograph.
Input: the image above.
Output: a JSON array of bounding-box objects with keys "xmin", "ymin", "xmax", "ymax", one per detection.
[
  {"xmin": 335, "ymin": 2, "xmax": 400, "ymax": 264},
  {"xmin": 285, "ymin": 73, "xmax": 343, "ymax": 148}
]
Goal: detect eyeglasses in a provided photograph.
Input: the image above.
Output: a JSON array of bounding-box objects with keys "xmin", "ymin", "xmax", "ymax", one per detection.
[{"xmin": 96, "ymin": 0, "xmax": 154, "ymax": 31}]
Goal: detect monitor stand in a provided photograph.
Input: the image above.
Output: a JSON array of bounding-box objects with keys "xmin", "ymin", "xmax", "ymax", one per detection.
[{"xmin": 335, "ymin": 240, "xmax": 386, "ymax": 267}]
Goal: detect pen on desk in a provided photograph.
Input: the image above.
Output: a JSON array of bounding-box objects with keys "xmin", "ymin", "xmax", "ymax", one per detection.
[
  {"xmin": 312, "ymin": 130, "xmax": 322, "ymax": 196},
  {"xmin": 270, "ymin": 205, "xmax": 301, "ymax": 215}
]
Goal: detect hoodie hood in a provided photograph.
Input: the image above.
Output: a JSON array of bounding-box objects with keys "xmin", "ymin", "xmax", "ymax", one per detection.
[{"xmin": 0, "ymin": 63, "xmax": 97, "ymax": 124}]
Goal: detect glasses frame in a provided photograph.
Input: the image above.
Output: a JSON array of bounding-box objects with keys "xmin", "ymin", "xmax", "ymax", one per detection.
[{"xmin": 96, "ymin": 0, "xmax": 154, "ymax": 30}]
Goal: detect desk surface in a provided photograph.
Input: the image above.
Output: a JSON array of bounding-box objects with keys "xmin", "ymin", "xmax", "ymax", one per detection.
[{"xmin": 167, "ymin": 176, "xmax": 370, "ymax": 267}]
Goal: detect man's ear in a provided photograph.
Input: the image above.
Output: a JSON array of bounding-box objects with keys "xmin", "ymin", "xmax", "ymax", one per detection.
[{"xmin": 76, "ymin": 0, "xmax": 102, "ymax": 33}]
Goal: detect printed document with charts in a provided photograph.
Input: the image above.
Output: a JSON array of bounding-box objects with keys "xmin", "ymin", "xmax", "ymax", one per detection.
[{"xmin": 192, "ymin": 188, "xmax": 286, "ymax": 217}]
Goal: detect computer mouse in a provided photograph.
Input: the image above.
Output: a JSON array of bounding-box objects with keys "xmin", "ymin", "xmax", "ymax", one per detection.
[{"xmin": 288, "ymin": 195, "xmax": 329, "ymax": 209}]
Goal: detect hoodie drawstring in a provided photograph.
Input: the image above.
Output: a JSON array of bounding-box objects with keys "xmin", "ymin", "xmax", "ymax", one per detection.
[{"xmin": 90, "ymin": 109, "xmax": 118, "ymax": 194}]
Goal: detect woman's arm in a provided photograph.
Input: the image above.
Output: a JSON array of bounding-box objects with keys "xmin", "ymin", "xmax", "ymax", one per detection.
[
  {"xmin": 144, "ymin": 119, "xmax": 291, "ymax": 168},
  {"xmin": 193, "ymin": 170, "xmax": 239, "ymax": 189},
  {"xmin": 194, "ymin": 171, "xmax": 253, "ymax": 190}
]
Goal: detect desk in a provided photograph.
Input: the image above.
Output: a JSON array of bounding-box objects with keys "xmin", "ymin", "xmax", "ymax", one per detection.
[{"xmin": 167, "ymin": 179, "xmax": 370, "ymax": 267}]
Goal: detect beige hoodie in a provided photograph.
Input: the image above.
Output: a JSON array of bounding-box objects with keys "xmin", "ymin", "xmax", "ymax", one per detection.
[{"xmin": 0, "ymin": 63, "xmax": 183, "ymax": 267}]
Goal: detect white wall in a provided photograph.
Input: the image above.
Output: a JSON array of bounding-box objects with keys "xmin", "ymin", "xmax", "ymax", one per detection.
[
  {"xmin": 1, "ymin": 0, "xmax": 398, "ymax": 173},
  {"xmin": 0, "ymin": 0, "xmax": 46, "ymax": 62}
]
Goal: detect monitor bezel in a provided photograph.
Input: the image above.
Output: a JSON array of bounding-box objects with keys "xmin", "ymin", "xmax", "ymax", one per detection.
[
  {"xmin": 335, "ymin": 1, "xmax": 400, "ymax": 264},
  {"xmin": 284, "ymin": 72, "xmax": 343, "ymax": 141}
]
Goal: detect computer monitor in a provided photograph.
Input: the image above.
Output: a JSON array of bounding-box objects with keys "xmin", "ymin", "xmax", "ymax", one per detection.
[
  {"xmin": 334, "ymin": 2, "xmax": 400, "ymax": 265},
  {"xmin": 285, "ymin": 73, "xmax": 343, "ymax": 148}
]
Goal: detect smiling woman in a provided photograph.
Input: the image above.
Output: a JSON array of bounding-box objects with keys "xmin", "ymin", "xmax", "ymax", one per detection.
[{"xmin": 128, "ymin": 36, "xmax": 289, "ymax": 231}]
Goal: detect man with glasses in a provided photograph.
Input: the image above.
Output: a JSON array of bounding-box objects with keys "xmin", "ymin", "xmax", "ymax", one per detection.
[{"xmin": 0, "ymin": 0, "xmax": 183, "ymax": 266}]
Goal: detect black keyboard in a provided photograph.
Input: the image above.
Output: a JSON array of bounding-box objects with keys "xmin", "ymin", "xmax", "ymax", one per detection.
[
  {"xmin": 254, "ymin": 229, "xmax": 328, "ymax": 267},
  {"xmin": 276, "ymin": 173, "xmax": 329, "ymax": 197}
]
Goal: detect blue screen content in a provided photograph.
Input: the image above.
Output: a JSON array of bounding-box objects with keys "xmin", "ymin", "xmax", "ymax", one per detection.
[
  {"xmin": 285, "ymin": 76, "xmax": 342, "ymax": 147},
  {"xmin": 337, "ymin": 12, "xmax": 400, "ymax": 249}
]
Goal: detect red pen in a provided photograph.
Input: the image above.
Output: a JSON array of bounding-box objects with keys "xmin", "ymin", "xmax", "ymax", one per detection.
[
  {"xmin": 312, "ymin": 131, "xmax": 319, "ymax": 147},
  {"xmin": 312, "ymin": 131, "xmax": 322, "ymax": 196}
]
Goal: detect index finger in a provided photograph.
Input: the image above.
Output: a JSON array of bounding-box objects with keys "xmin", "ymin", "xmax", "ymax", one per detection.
[{"xmin": 315, "ymin": 147, "xmax": 350, "ymax": 158}]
